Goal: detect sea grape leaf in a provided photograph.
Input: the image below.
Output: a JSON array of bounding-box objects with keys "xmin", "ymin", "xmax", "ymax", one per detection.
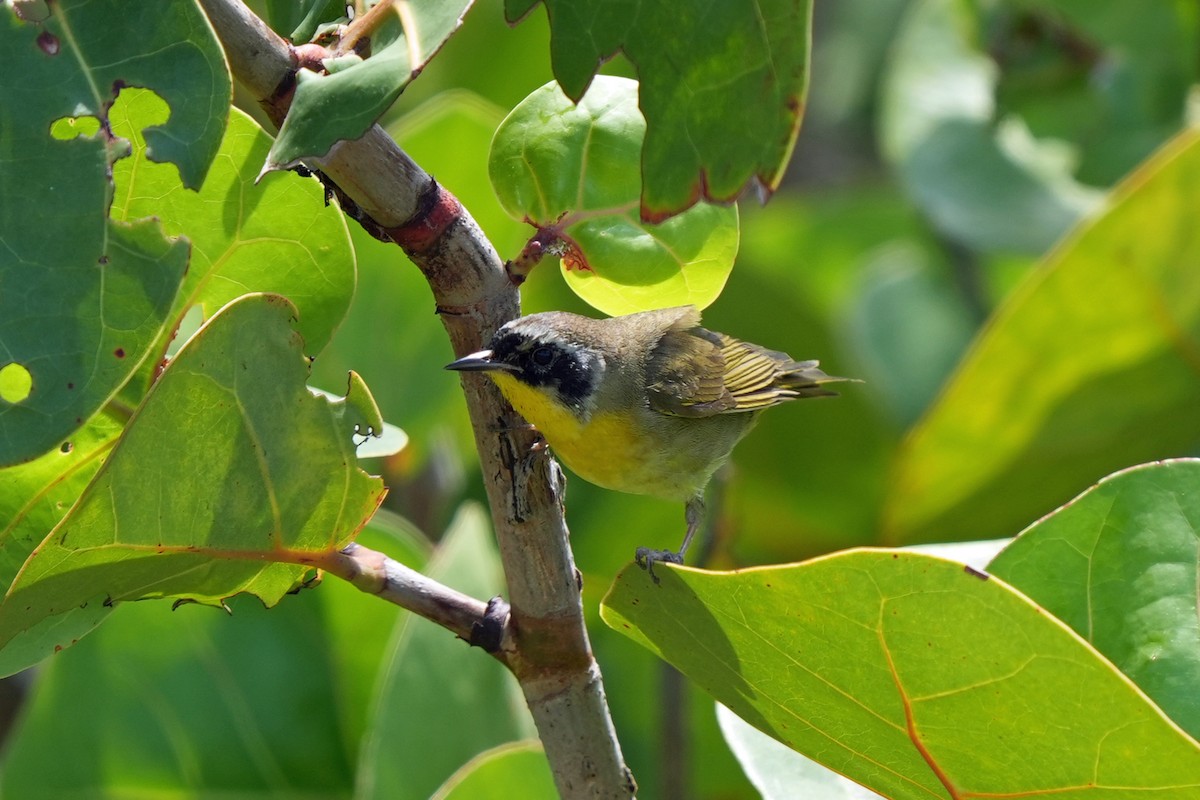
[
  {"xmin": 603, "ymin": 552, "xmax": 1200, "ymax": 799},
  {"xmin": 0, "ymin": 1, "xmax": 229, "ymax": 465},
  {"xmin": 108, "ymin": 88, "xmax": 356, "ymax": 393},
  {"xmin": 264, "ymin": 0, "xmax": 473, "ymax": 172},
  {"xmin": 882, "ymin": 129, "xmax": 1200, "ymax": 544},
  {"xmin": 716, "ymin": 703, "xmax": 883, "ymax": 800},
  {"xmin": 505, "ymin": 0, "xmax": 813, "ymax": 219},
  {"xmin": 489, "ymin": 77, "xmax": 737, "ymax": 315},
  {"xmin": 0, "ymin": 293, "xmax": 386, "ymax": 666},
  {"xmin": 990, "ymin": 459, "xmax": 1200, "ymax": 740}
]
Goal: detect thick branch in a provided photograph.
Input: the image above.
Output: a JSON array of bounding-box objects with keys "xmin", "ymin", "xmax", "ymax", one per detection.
[{"xmin": 199, "ymin": 2, "xmax": 634, "ymax": 797}]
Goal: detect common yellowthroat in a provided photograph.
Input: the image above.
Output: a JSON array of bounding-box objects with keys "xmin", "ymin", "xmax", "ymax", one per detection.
[{"xmin": 446, "ymin": 305, "xmax": 849, "ymax": 580}]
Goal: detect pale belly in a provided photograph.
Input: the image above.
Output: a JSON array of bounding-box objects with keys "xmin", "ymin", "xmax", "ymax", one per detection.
[{"xmin": 548, "ymin": 410, "xmax": 754, "ymax": 502}]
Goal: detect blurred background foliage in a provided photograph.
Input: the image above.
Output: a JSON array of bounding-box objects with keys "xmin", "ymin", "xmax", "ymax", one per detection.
[
  {"xmin": 7, "ymin": 1, "xmax": 1200, "ymax": 798},
  {"xmin": 300, "ymin": 0, "xmax": 1200, "ymax": 795}
]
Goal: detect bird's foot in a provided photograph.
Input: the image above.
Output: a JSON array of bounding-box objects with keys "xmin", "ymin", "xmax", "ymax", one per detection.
[{"xmin": 635, "ymin": 547, "xmax": 683, "ymax": 585}]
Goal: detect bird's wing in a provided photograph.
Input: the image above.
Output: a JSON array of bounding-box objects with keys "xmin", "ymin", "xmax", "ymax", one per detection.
[
  {"xmin": 647, "ymin": 316, "xmax": 839, "ymax": 418},
  {"xmin": 645, "ymin": 311, "xmax": 735, "ymax": 418}
]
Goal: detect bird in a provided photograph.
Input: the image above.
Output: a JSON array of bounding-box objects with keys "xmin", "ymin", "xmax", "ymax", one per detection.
[{"xmin": 446, "ymin": 305, "xmax": 850, "ymax": 581}]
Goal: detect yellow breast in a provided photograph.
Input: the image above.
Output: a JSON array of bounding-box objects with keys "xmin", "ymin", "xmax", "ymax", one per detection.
[{"xmin": 490, "ymin": 372, "xmax": 711, "ymax": 501}]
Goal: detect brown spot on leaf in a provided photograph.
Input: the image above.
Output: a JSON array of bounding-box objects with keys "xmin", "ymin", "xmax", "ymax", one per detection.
[
  {"xmin": 114, "ymin": 347, "xmax": 125, "ymax": 358},
  {"xmin": 964, "ymin": 565, "xmax": 990, "ymax": 581}
]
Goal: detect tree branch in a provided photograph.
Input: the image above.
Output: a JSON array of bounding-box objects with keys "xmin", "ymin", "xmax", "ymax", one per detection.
[{"xmin": 198, "ymin": 2, "xmax": 634, "ymax": 796}]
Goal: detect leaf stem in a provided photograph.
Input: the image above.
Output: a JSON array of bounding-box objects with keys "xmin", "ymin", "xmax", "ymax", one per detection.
[{"xmin": 334, "ymin": 0, "xmax": 395, "ymax": 57}]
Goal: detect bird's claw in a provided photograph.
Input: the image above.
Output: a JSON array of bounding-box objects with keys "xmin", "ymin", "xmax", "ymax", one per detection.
[{"xmin": 635, "ymin": 547, "xmax": 683, "ymax": 585}]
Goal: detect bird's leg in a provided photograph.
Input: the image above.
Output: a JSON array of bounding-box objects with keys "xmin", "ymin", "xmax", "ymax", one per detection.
[{"xmin": 635, "ymin": 496, "xmax": 705, "ymax": 585}]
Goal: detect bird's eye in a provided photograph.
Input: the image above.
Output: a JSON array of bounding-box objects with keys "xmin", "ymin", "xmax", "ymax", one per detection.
[{"xmin": 531, "ymin": 346, "xmax": 555, "ymax": 367}]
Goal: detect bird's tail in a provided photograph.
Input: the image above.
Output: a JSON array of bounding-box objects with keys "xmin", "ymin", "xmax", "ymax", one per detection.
[{"xmin": 776, "ymin": 359, "xmax": 855, "ymax": 399}]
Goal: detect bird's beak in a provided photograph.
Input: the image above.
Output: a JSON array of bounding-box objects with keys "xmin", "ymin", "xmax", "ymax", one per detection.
[{"xmin": 445, "ymin": 350, "xmax": 518, "ymax": 373}]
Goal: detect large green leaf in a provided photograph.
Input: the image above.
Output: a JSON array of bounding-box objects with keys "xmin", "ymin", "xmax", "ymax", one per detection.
[
  {"xmin": 490, "ymin": 77, "xmax": 738, "ymax": 315},
  {"xmin": 506, "ymin": 0, "xmax": 813, "ymax": 218},
  {"xmin": 0, "ymin": 1, "xmax": 229, "ymax": 466},
  {"xmin": 603, "ymin": 552, "xmax": 1200, "ymax": 799},
  {"xmin": 716, "ymin": 703, "xmax": 882, "ymax": 799},
  {"xmin": 0, "ymin": 293, "xmax": 385, "ymax": 667},
  {"xmin": 356, "ymin": 504, "xmax": 536, "ymax": 800},
  {"xmin": 109, "ymin": 88, "xmax": 356, "ymax": 391},
  {"xmin": 883, "ymin": 129, "xmax": 1200, "ymax": 544},
  {"xmin": 990, "ymin": 459, "xmax": 1200, "ymax": 740},
  {"xmin": 265, "ymin": 0, "xmax": 473, "ymax": 172}
]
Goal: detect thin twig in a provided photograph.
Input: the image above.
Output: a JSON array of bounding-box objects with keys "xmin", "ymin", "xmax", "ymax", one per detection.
[{"xmin": 322, "ymin": 542, "xmax": 496, "ymax": 648}]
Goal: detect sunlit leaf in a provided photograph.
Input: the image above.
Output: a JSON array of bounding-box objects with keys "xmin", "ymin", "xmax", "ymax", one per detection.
[
  {"xmin": 603, "ymin": 552, "xmax": 1200, "ymax": 799},
  {"xmin": 490, "ymin": 77, "xmax": 737, "ymax": 315},
  {"xmin": 265, "ymin": 1, "xmax": 473, "ymax": 172},
  {"xmin": 883, "ymin": 129, "xmax": 1200, "ymax": 544},
  {"xmin": 717, "ymin": 704, "xmax": 883, "ymax": 800},
  {"xmin": 0, "ymin": 294, "xmax": 385, "ymax": 667},
  {"xmin": 990, "ymin": 459, "xmax": 1200, "ymax": 740},
  {"xmin": 109, "ymin": 88, "xmax": 356, "ymax": 393}
]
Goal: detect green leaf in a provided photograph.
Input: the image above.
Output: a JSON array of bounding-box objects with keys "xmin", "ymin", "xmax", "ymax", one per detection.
[
  {"xmin": 716, "ymin": 703, "xmax": 882, "ymax": 799},
  {"xmin": 431, "ymin": 742, "xmax": 557, "ymax": 800},
  {"xmin": 0, "ymin": 1, "xmax": 230, "ymax": 465},
  {"xmin": 265, "ymin": 1, "xmax": 473, "ymax": 172},
  {"xmin": 0, "ymin": 511, "xmax": 425, "ymax": 800},
  {"xmin": 505, "ymin": 0, "xmax": 813, "ymax": 218},
  {"xmin": 990, "ymin": 459, "xmax": 1200, "ymax": 740},
  {"xmin": 0, "ymin": 293, "xmax": 385, "ymax": 665},
  {"xmin": 489, "ymin": 77, "xmax": 738, "ymax": 315},
  {"xmin": 883, "ymin": 129, "xmax": 1200, "ymax": 544},
  {"xmin": 602, "ymin": 552, "xmax": 1200, "ymax": 799},
  {"xmin": 879, "ymin": 0, "xmax": 1101, "ymax": 254},
  {"xmin": 109, "ymin": 88, "xmax": 356, "ymax": 387},
  {"xmin": 356, "ymin": 504, "xmax": 536, "ymax": 800}
]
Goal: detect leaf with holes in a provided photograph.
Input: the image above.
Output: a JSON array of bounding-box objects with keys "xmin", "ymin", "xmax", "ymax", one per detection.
[
  {"xmin": 108, "ymin": 88, "xmax": 355, "ymax": 396},
  {"xmin": 0, "ymin": 293, "xmax": 385, "ymax": 667},
  {"xmin": 490, "ymin": 77, "xmax": 737, "ymax": 315},
  {"xmin": 506, "ymin": 0, "xmax": 812, "ymax": 218},
  {"xmin": 264, "ymin": 0, "xmax": 473, "ymax": 172},
  {"xmin": 602, "ymin": 552, "xmax": 1200, "ymax": 799},
  {"xmin": 0, "ymin": 2, "xmax": 229, "ymax": 466}
]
